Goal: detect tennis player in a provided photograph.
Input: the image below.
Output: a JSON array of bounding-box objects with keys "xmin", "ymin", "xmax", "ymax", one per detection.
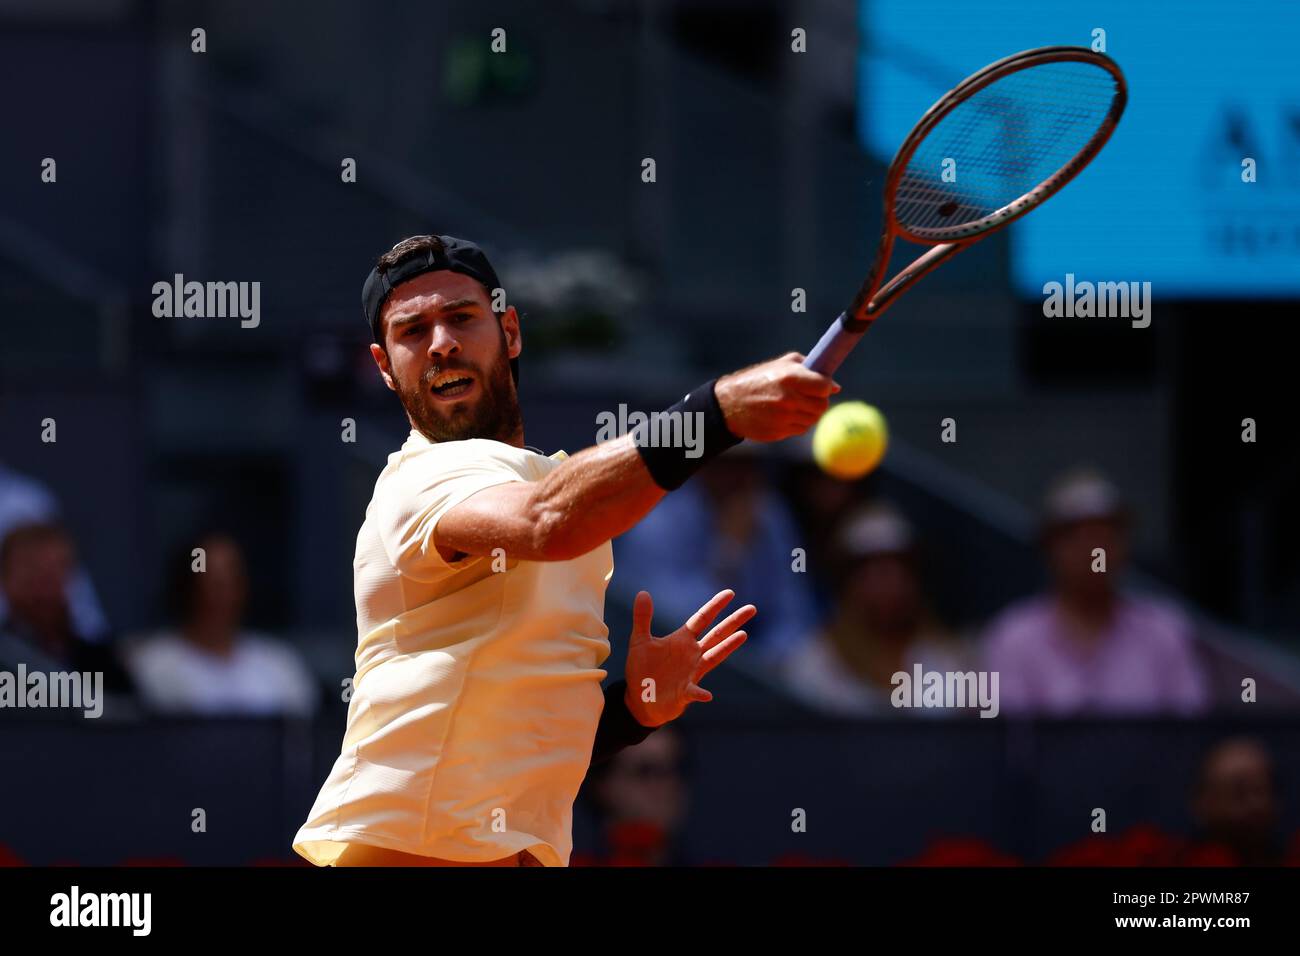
[{"xmin": 293, "ymin": 234, "xmax": 838, "ymax": 867}]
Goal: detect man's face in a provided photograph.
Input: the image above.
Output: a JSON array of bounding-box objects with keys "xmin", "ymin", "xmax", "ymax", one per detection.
[
  {"xmin": 2, "ymin": 536, "xmax": 74, "ymax": 626},
  {"xmin": 1046, "ymin": 516, "xmax": 1127, "ymax": 598},
  {"xmin": 1196, "ymin": 741, "xmax": 1278, "ymax": 849},
  {"xmin": 191, "ymin": 536, "xmax": 248, "ymax": 629},
  {"xmin": 846, "ymin": 553, "xmax": 921, "ymax": 632},
  {"xmin": 370, "ymin": 271, "xmax": 523, "ymax": 444}
]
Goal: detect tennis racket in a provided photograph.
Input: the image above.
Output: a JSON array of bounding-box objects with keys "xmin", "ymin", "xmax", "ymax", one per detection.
[{"xmin": 804, "ymin": 45, "xmax": 1127, "ymax": 375}]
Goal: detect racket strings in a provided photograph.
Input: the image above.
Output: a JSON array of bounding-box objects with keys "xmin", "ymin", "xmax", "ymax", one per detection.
[
  {"xmin": 912, "ymin": 68, "xmax": 1114, "ymax": 191},
  {"xmin": 894, "ymin": 60, "xmax": 1118, "ymax": 238}
]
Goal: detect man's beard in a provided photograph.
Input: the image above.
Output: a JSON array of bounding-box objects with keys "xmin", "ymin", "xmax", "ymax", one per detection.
[{"xmin": 394, "ymin": 346, "xmax": 522, "ymax": 444}]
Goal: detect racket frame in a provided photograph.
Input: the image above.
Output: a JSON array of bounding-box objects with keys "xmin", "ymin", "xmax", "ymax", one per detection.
[{"xmin": 806, "ymin": 45, "xmax": 1128, "ymax": 373}]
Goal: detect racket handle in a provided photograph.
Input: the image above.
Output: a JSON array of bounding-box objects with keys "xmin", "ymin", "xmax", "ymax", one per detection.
[{"xmin": 803, "ymin": 312, "xmax": 865, "ymax": 376}]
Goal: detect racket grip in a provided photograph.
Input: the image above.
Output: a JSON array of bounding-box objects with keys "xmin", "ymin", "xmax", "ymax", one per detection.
[{"xmin": 803, "ymin": 312, "xmax": 864, "ymax": 376}]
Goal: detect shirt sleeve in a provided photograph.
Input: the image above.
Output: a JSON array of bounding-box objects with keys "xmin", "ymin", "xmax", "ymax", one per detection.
[
  {"xmin": 375, "ymin": 441, "xmax": 528, "ymax": 577},
  {"xmin": 590, "ymin": 679, "xmax": 657, "ymax": 765}
]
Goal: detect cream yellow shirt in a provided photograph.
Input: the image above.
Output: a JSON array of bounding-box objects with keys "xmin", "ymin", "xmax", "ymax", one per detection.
[{"xmin": 293, "ymin": 433, "xmax": 614, "ymax": 866}]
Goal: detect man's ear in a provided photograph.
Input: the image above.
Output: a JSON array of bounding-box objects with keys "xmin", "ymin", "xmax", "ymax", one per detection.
[
  {"xmin": 502, "ymin": 305, "xmax": 522, "ymax": 360},
  {"xmin": 369, "ymin": 342, "xmax": 398, "ymax": 393}
]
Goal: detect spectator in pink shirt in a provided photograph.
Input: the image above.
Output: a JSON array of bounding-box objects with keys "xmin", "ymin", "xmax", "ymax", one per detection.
[{"xmin": 982, "ymin": 469, "xmax": 1210, "ymax": 717}]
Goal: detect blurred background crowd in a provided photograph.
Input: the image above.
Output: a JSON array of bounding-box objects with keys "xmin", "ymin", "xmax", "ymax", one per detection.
[
  {"xmin": 1, "ymin": 0, "xmax": 1296, "ymax": 866},
  {"xmin": 0, "ymin": 457, "xmax": 1257, "ymax": 718}
]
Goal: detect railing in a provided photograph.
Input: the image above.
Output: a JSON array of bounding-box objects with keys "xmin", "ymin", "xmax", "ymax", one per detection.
[{"xmin": 3, "ymin": 712, "xmax": 1298, "ymax": 866}]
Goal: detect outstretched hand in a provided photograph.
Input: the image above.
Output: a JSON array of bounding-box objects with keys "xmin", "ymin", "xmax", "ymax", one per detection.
[{"xmin": 623, "ymin": 589, "xmax": 756, "ymax": 728}]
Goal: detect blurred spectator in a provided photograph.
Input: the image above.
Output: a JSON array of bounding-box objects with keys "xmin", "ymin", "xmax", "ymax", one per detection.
[
  {"xmin": 0, "ymin": 461, "xmax": 110, "ymax": 642},
  {"xmin": 0, "ymin": 522, "xmax": 134, "ymax": 694},
  {"xmin": 611, "ymin": 448, "xmax": 820, "ymax": 662},
  {"xmin": 576, "ymin": 727, "xmax": 690, "ymax": 866},
  {"xmin": 780, "ymin": 446, "xmax": 870, "ymax": 621},
  {"xmin": 780, "ymin": 503, "xmax": 969, "ymax": 717},
  {"xmin": 982, "ymin": 468, "xmax": 1210, "ymax": 716},
  {"xmin": 125, "ymin": 532, "xmax": 318, "ymax": 717},
  {"xmin": 1191, "ymin": 737, "xmax": 1282, "ymax": 866}
]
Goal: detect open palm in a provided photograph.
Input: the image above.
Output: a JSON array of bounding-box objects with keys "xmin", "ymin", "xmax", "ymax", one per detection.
[{"xmin": 623, "ymin": 589, "xmax": 756, "ymax": 728}]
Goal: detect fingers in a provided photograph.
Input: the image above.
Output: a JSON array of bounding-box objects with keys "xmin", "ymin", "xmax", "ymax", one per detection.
[
  {"xmin": 698, "ymin": 630, "xmax": 747, "ymax": 678},
  {"xmin": 686, "ymin": 682, "xmax": 713, "ymax": 704},
  {"xmin": 752, "ymin": 401, "xmax": 828, "ymax": 441},
  {"xmin": 763, "ymin": 408, "xmax": 826, "ymax": 440},
  {"xmin": 783, "ymin": 363, "xmax": 840, "ymax": 398},
  {"xmin": 771, "ymin": 353, "xmax": 838, "ymax": 396},
  {"xmin": 629, "ymin": 590, "xmax": 654, "ymax": 649},
  {"xmin": 681, "ymin": 589, "xmax": 735, "ymax": 639},
  {"xmin": 699, "ymin": 603, "xmax": 756, "ymax": 651},
  {"xmin": 793, "ymin": 381, "xmax": 832, "ymax": 401},
  {"xmin": 780, "ymin": 369, "xmax": 836, "ymax": 436}
]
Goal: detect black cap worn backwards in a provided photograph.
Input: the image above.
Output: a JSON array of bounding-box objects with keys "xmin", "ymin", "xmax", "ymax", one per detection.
[{"xmin": 362, "ymin": 234, "xmax": 517, "ymax": 384}]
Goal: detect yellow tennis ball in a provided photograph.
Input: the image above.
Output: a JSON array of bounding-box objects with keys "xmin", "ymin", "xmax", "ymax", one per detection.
[{"xmin": 812, "ymin": 401, "xmax": 889, "ymax": 480}]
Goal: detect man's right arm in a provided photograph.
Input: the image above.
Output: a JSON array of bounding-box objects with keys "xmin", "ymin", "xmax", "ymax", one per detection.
[
  {"xmin": 434, "ymin": 352, "xmax": 838, "ymax": 563},
  {"xmin": 432, "ymin": 432, "xmax": 663, "ymax": 562}
]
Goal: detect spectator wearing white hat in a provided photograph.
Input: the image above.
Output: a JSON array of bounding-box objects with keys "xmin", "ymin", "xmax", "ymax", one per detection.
[
  {"xmin": 981, "ymin": 468, "xmax": 1209, "ymax": 717},
  {"xmin": 780, "ymin": 502, "xmax": 968, "ymax": 717}
]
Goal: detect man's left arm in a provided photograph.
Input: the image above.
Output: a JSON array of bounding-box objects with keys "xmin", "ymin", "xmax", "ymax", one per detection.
[{"xmin": 590, "ymin": 679, "xmax": 656, "ymax": 766}]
